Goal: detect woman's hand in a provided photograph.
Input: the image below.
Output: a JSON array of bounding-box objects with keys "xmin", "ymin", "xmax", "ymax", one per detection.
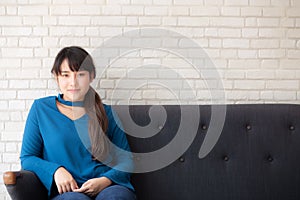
[
  {"xmin": 73, "ymin": 177, "xmax": 112, "ymax": 197},
  {"xmin": 54, "ymin": 167, "xmax": 79, "ymax": 194}
]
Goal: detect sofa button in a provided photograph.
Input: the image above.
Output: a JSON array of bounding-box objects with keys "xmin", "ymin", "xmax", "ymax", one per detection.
[
  {"xmin": 246, "ymin": 125, "xmax": 251, "ymax": 131},
  {"xmin": 201, "ymin": 124, "xmax": 207, "ymax": 130},
  {"xmin": 223, "ymin": 155, "xmax": 229, "ymax": 161},
  {"xmin": 158, "ymin": 125, "xmax": 163, "ymax": 130},
  {"xmin": 289, "ymin": 125, "xmax": 295, "ymax": 131},
  {"xmin": 267, "ymin": 156, "xmax": 273, "ymax": 162},
  {"xmin": 179, "ymin": 156, "xmax": 185, "ymax": 162}
]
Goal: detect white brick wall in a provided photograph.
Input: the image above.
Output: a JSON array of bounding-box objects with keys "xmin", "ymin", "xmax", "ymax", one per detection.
[{"xmin": 1, "ymin": 1, "xmax": 300, "ymax": 199}]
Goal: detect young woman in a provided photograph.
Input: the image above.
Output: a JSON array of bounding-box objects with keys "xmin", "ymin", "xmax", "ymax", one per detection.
[{"xmin": 20, "ymin": 46, "xmax": 136, "ymax": 200}]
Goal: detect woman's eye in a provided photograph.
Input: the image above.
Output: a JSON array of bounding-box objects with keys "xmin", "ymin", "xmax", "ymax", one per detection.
[
  {"xmin": 61, "ymin": 74, "xmax": 69, "ymax": 77},
  {"xmin": 78, "ymin": 73, "xmax": 86, "ymax": 77}
]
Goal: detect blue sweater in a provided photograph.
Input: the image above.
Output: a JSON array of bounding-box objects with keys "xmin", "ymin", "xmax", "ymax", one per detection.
[{"xmin": 20, "ymin": 96, "xmax": 134, "ymax": 196}]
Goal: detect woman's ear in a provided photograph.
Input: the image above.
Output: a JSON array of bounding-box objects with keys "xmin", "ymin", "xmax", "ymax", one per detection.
[{"xmin": 90, "ymin": 72, "xmax": 95, "ymax": 83}]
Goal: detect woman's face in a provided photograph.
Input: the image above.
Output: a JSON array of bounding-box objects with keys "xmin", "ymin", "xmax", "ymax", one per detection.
[{"xmin": 56, "ymin": 59, "xmax": 93, "ymax": 102}]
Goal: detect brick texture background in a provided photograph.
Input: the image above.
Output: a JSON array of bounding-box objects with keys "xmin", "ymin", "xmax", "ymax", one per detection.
[{"xmin": 1, "ymin": 1, "xmax": 300, "ymax": 199}]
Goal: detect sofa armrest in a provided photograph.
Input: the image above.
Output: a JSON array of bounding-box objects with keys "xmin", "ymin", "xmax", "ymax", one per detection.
[{"xmin": 3, "ymin": 170, "xmax": 48, "ymax": 200}]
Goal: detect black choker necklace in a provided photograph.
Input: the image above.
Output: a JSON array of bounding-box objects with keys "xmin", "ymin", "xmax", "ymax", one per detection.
[{"xmin": 57, "ymin": 94, "xmax": 84, "ymax": 107}]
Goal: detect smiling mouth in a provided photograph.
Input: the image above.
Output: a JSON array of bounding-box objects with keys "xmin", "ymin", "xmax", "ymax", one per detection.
[{"xmin": 68, "ymin": 89, "xmax": 80, "ymax": 93}]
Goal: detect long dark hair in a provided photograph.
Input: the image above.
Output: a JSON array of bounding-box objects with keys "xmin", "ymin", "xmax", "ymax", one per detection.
[{"xmin": 51, "ymin": 46, "xmax": 109, "ymax": 161}]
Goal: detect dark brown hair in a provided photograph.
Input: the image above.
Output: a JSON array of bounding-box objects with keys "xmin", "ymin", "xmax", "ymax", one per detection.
[{"xmin": 51, "ymin": 46, "xmax": 109, "ymax": 161}]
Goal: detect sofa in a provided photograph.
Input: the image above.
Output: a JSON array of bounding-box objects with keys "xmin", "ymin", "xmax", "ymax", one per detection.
[{"xmin": 4, "ymin": 104, "xmax": 300, "ymax": 200}]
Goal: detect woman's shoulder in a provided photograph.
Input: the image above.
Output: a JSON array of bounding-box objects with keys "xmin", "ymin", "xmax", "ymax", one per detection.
[{"xmin": 32, "ymin": 95, "xmax": 56, "ymax": 108}]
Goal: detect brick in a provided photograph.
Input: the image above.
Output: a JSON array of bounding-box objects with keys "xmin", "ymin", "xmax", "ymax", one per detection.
[
  {"xmin": 259, "ymin": 49, "xmax": 285, "ymax": 58},
  {"xmin": 43, "ymin": 16, "xmax": 57, "ymax": 25},
  {"xmin": 50, "ymin": 5, "xmax": 70, "ymax": 15},
  {"xmin": 0, "ymin": 101, "xmax": 8, "ymax": 111},
  {"xmin": 242, "ymin": 28, "xmax": 258, "ymax": 38},
  {"xmin": 2, "ymin": 152, "xmax": 20, "ymax": 162},
  {"xmin": 18, "ymin": 6, "xmax": 49, "ymax": 15},
  {"xmin": 274, "ymin": 91, "xmax": 296, "ymax": 100},
  {"xmin": 247, "ymin": 70, "xmax": 275, "ymax": 79},
  {"xmin": 10, "ymin": 111, "xmax": 23, "ymax": 121},
  {"xmin": 145, "ymin": 6, "xmax": 168, "ymax": 16},
  {"xmin": 7, "ymin": 69, "xmax": 39, "ymax": 79},
  {"xmin": 0, "ymin": 59, "xmax": 21, "ymax": 68},
  {"xmin": 224, "ymin": 70, "xmax": 245, "ymax": 79},
  {"xmin": 58, "ymin": 16, "xmax": 90, "ymax": 25},
  {"xmin": 174, "ymin": 0, "xmax": 204, "ymax": 5},
  {"xmin": 153, "ymin": 0, "xmax": 172, "ymax": 5},
  {"xmin": 0, "ymin": 16, "xmax": 22, "ymax": 26},
  {"xmin": 287, "ymin": 8, "xmax": 300, "ymax": 17},
  {"xmin": 30, "ymin": 80, "xmax": 47, "ymax": 89},
  {"xmin": 245, "ymin": 17, "xmax": 258, "ymax": 26},
  {"xmin": 0, "ymin": 81, "xmax": 8, "ymax": 89},
  {"xmin": 122, "ymin": 6, "xmax": 144, "ymax": 15},
  {"xmin": 263, "ymin": 8, "xmax": 285, "ymax": 17},
  {"xmin": 139, "ymin": 17, "xmax": 161, "ymax": 26},
  {"xmin": 91, "ymin": 16, "xmax": 126, "ymax": 26},
  {"xmin": 267, "ymin": 80, "xmax": 299, "ymax": 90},
  {"xmin": 4, "ymin": 122, "xmax": 24, "ymax": 132},
  {"xmin": 218, "ymin": 28, "xmax": 241, "ymax": 37},
  {"xmin": 210, "ymin": 17, "xmax": 244, "ymax": 27},
  {"xmin": 234, "ymin": 80, "xmax": 265, "ymax": 89},
  {"xmin": 5, "ymin": 143, "xmax": 17, "ymax": 152},
  {"xmin": 261, "ymin": 59, "xmax": 279, "ymax": 68},
  {"xmin": 287, "ymin": 29, "xmax": 300, "ymax": 38},
  {"xmin": 33, "ymin": 27, "xmax": 48, "ymax": 36},
  {"xmin": 223, "ymin": 39, "xmax": 249, "ymax": 48},
  {"xmin": 3, "ymin": 27, "xmax": 31, "ymax": 36},
  {"xmin": 281, "ymin": 18, "xmax": 294, "ymax": 28},
  {"xmin": 0, "ymin": 91, "xmax": 16, "ymax": 99},
  {"xmin": 225, "ymin": 0, "xmax": 248, "ymax": 5},
  {"xmin": 70, "ymin": 5, "xmax": 101, "ymax": 15},
  {"xmin": 34, "ymin": 48, "xmax": 48, "ymax": 57},
  {"xmin": 259, "ymin": 28, "xmax": 285, "ymax": 38},
  {"xmin": 288, "ymin": 50, "xmax": 300, "ymax": 59},
  {"xmin": 251, "ymin": 39, "xmax": 279, "ymax": 48},
  {"xmin": 229, "ymin": 59, "xmax": 260, "ymax": 68},
  {"xmin": 221, "ymin": 7, "xmax": 240, "ymax": 16},
  {"xmin": 241, "ymin": 7, "xmax": 262, "ymax": 16},
  {"xmin": 6, "ymin": 6, "xmax": 17, "ymax": 15},
  {"xmin": 9, "ymin": 80, "xmax": 29, "ymax": 89},
  {"xmin": 271, "ymin": 0, "xmax": 290, "ymax": 6},
  {"xmin": 102, "ymin": 5, "xmax": 121, "ymax": 15},
  {"xmin": 178, "ymin": 17, "xmax": 209, "ymax": 27},
  {"xmin": 52, "ymin": 0, "xmax": 85, "ymax": 3},
  {"xmin": 204, "ymin": 0, "xmax": 223, "ymax": 5},
  {"xmin": 19, "ymin": 38, "xmax": 42, "ymax": 47},
  {"xmin": 169, "ymin": 7, "xmax": 189, "ymax": 16},
  {"xmin": 250, "ymin": 0, "xmax": 271, "ymax": 6},
  {"xmin": 2, "ymin": 48, "xmax": 33, "ymax": 58},
  {"xmin": 257, "ymin": 18, "xmax": 280, "ymax": 27},
  {"xmin": 59, "ymin": 37, "xmax": 89, "ymax": 47},
  {"xmin": 162, "ymin": 17, "xmax": 177, "ymax": 26},
  {"xmin": 238, "ymin": 50, "xmax": 258, "ymax": 58},
  {"xmin": 23, "ymin": 16, "xmax": 41, "ymax": 25},
  {"xmin": 190, "ymin": 7, "xmax": 220, "ymax": 16},
  {"xmin": 17, "ymin": 90, "xmax": 45, "ymax": 99},
  {"xmin": 9, "ymin": 100, "xmax": 26, "ymax": 110},
  {"xmin": 99, "ymin": 27, "xmax": 122, "ymax": 37}
]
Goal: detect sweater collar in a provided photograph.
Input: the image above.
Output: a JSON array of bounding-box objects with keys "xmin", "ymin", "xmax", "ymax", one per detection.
[{"xmin": 57, "ymin": 94, "xmax": 84, "ymax": 107}]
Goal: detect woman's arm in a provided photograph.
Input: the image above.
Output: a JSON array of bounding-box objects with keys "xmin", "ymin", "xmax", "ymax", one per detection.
[{"xmin": 20, "ymin": 101, "xmax": 62, "ymax": 195}]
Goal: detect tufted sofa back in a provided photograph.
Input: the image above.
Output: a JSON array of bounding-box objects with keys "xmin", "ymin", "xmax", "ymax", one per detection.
[{"xmin": 115, "ymin": 104, "xmax": 300, "ymax": 200}]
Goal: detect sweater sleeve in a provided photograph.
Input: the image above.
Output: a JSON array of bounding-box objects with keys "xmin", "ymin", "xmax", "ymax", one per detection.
[
  {"xmin": 20, "ymin": 100, "xmax": 61, "ymax": 195},
  {"xmin": 101, "ymin": 106, "xmax": 134, "ymax": 191}
]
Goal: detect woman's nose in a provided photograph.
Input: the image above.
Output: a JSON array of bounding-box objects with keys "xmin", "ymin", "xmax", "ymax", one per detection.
[{"xmin": 70, "ymin": 74, "xmax": 78, "ymax": 85}]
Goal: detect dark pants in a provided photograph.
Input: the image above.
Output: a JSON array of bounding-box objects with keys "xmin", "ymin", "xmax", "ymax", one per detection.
[{"xmin": 51, "ymin": 185, "xmax": 136, "ymax": 200}]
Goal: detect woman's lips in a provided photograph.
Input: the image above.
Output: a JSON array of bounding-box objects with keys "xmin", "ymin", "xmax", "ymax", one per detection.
[{"xmin": 68, "ymin": 89, "xmax": 80, "ymax": 93}]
